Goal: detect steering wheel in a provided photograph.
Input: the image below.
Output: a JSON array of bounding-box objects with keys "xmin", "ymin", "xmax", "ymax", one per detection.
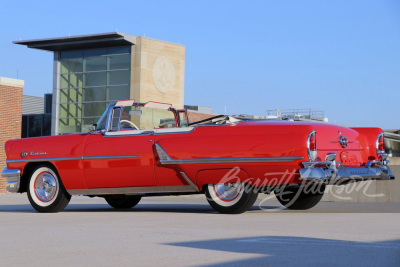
[{"xmin": 120, "ymin": 120, "xmax": 139, "ymax": 130}]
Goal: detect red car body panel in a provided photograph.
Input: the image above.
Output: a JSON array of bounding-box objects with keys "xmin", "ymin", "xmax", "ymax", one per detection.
[{"xmin": 3, "ymin": 116, "xmax": 387, "ymax": 194}]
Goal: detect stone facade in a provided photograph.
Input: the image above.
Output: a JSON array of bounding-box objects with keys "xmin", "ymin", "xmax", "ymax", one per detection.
[
  {"xmin": 0, "ymin": 77, "xmax": 24, "ymax": 193},
  {"xmin": 131, "ymin": 37, "xmax": 185, "ymax": 108}
]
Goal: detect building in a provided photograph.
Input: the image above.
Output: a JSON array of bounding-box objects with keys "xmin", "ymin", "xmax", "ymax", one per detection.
[
  {"xmin": 15, "ymin": 33, "xmax": 185, "ymax": 135},
  {"xmin": 0, "ymin": 77, "xmax": 24, "ymax": 193},
  {"xmin": 21, "ymin": 94, "xmax": 52, "ymax": 138}
]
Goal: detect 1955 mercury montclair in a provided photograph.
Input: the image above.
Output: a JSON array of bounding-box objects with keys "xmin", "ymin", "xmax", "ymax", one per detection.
[{"xmin": 1, "ymin": 100, "xmax": 395, "ymax": 213}]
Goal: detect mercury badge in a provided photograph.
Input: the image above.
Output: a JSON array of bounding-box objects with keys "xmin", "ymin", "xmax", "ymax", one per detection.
[
  {"xmin": 21, "ymin": 151, "xmax": 28, "ymax": 158},
  {"xmin": 339, "ymin": 136, "xmax": 348, "ymax": 148},
  {"xmin": 30, "ymin": 151, "xmax": 48, "ymax": 156}
]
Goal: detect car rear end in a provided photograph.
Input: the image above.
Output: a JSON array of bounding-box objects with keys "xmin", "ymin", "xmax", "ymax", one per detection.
[{"xmin": 299, "ymin": 125, "xmax": 394, "ymax": 184}]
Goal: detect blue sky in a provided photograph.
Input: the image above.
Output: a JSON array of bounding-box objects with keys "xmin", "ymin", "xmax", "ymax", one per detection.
[{"xmin": 1, "ymin": 0, "xmax": 399, "ymax": 129}]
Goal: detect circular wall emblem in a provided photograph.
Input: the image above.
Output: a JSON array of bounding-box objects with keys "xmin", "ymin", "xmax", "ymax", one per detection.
[
  {"xmin": 339, "ymin": 136, "xmax": 348, "ymax": 148},
  {"xmin": 152, "ymin": 56, "xmax": 176, "ymax": 93}
]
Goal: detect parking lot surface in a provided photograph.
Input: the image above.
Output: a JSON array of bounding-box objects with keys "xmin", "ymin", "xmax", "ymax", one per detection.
[{"xmin": 0, "ymin": 194, "xmax": 399, "ymax": 266}]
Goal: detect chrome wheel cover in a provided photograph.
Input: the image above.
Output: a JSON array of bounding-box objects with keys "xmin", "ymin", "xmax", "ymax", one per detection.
[
  {"xmin": 208, "ymin": 183, "xmax": 244, "ymax": 207},
  {"xmin": 34, "ymin": 172, "xmax": 58, "ymax": 202}
]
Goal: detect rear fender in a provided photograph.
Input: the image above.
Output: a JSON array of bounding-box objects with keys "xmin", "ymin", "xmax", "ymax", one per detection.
[{"xmin": 196, "ymin": 168, "xmax": 251, "ymax": 190}]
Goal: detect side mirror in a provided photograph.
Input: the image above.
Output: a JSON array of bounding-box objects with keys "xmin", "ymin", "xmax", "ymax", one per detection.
[{"xmin": 89, "ymin": 124, "xmax": 97, "ymax": 132}]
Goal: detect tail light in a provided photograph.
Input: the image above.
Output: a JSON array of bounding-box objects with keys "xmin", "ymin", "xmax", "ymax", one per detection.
[
  {"xmin": 376, "ymin": 133, "xmax": 385, "ymax": 153},
  {"xmin": 307, "ymin": 130, "xmax": 317, "ymax": 161}
]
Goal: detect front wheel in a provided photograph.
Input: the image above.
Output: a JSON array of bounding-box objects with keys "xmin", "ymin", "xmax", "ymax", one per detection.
[
  {"xmin": 205, "ymin": 183, "xmax": 258, "ymax": 214},
  {"xmin": 274, "ymin": 184, "xmax": 325, "ymax": 210},
  {"xmin": 27, "ymin": 165, "xmax": 71, "ymax": 213},
  {"xmin": 105, "ymin": 195, "xmax": 142, "ymax": 209}
]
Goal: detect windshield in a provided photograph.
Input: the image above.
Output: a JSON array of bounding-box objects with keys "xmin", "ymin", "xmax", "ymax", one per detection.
[
  {"xmin": 117, "ymin": 106, "xmax": 177, "ymax": 131},
  {"xmin": 96, "ymin": 106, "xmax": 110, "ymax": 131}
]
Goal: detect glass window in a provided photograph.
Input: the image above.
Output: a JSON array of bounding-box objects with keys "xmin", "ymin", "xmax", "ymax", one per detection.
[
  {"xmin": 84, "ymin": 72, "xmax": 107, "ymax": 87},
  {"xmin": 60, "ymin": 58, "xmax": 83, "ymax": 73},
  {"xmin": 108, "ymin": 70, "xmax": 130, "ymax": 85},
  {"xmin": 28, "ymin": 115, "xmax": 42, "ymax": 137},
  {"xmin": 59, "ymin": 118, "xmax": 82, "ymax": 134},
  {"xmin": 108, "ymin": 85, "xmax": 130, "ymax": 101},
  {"xmin": 179, "ymin": 111, "xmax": 188, "ymax": 127},
  {"xmin": 83, "ymin": 102, "xmax": 108, "ymax": 117},
  {"xmin": 60, "ymin": 73, "xmax": 83, "ymax": 88},
  {"xmin": 119, "ymin": 106, "xmax": 176, "ymax": 130},
  {"xmin": 58, "ymin": 46, "xmax": 131, "ymax": 134},
  {"xmin": 107, "ymin": 46, "xmax": 130, "ymax": 55},
  {"xmin": 43, "ymin": 114, "xmax": 51, "ymax": 136},
  {"xmin": 84, "ymin": 48, "xmax": 107, "ymax": 57},
  {"xmin": 21, "ymin": 115, "xmax": 27, "ymax": 138},
  {"xmin": 83, "ymin": 87, "xmax": 107, "ymax": 102},
  {"xmin": 84, "ymin": 56, "xmax": 107, "ymax": 72},
  {"xmin": 109, "ymin": 54, "xmax": 130, "ymax": 70},
  {"xmin": 61, "ymin": 50, "xmax": 83, "ymax": 59},
  {"xmin": 60, "ymin": 88, "xmax": 83, "ymax": 103},
  {"xmin": 59, "ymin": 103, "xmax": 82, "ymax": 118}
]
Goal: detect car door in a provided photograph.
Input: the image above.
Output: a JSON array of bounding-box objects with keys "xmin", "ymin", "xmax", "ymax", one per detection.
[{"xmin": 83, "ymin": 131, "xmax": 156, "ymax": 189}]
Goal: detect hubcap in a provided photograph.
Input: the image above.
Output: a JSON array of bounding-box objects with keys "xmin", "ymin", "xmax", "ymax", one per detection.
[
  {"xmin": 34, "ymin": 172, "xmax": 57, "ymax": 202},
  {"xmin": 213, "ymin": 183, "xmax": 243, "ymax": 202}
]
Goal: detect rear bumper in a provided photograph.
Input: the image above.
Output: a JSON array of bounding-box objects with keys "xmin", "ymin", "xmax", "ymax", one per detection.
[
  {"xmin": 1, "ymin": 167, "xmax": 21, "ymax": 193},
  {"xmin": 299, "ymin": 153, "xmax": 395, "ymax": 183}
]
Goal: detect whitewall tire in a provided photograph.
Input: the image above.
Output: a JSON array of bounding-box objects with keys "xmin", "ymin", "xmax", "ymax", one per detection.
[
  {"xmin": 205, "ymin": 183, "xmax": 258, "ymax": 214},
  {"xmin": 27, "ymin": 165, "xmax": 71, "ymax": 213}
]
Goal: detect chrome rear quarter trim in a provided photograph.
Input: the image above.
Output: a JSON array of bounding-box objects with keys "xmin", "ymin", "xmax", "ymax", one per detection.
[{"xmin": 155, "ymin": 143, "xmax": 303, "ymax": 164}]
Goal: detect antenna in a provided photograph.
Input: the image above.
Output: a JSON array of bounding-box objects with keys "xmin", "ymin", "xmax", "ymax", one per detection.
[
  {"xmin": 17, "ymin": 69, "xmax": 18, "ymax": 79},
  {"xmin": 225, "ymin": 106, "xmax": 227, "ymax": 115},
  {"xmin": 116, "ymin": 28, "xmax": 118, "ymax": 32}
]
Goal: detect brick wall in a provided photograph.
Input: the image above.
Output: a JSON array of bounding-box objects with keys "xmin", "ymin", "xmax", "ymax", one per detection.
[
  {"xmin": 0, "ymin": 78, "xmax": 23, "ymax": 193},
  {"xmin": 187, "ymin": 111, "xmax": 215, "ymax": 124}
]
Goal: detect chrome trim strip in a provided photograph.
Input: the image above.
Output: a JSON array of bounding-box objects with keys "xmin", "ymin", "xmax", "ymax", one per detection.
[
  {"xmin": 6, "ymin": 155, "xmax": 139, "ymax": 163},
  {"xmin": 83, "ymin": 155, "xmax": 139, "ymax": 160},
  {"xmin": 1, "ymin": 167, "xmax": 21, "ymax": 193},
  {"xmin": 180, "ymin": 172, "xmax": 199, "ymax": 192},
  {"xmin": 155, "ymin": 143, "xmax": 303, "ymax": 165},
  {"xmin": 67, "ymin": 185, "xmax": 196, "ymax": 195}
]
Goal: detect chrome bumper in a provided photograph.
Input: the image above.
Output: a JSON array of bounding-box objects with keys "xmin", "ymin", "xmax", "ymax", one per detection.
[
  {"xmin": 299, "ymin": 153, "xmax": 395, "ymax": 183},
  {"xmin": 1, "ymin": 167, "xmax": 21, "ymax": 193}
]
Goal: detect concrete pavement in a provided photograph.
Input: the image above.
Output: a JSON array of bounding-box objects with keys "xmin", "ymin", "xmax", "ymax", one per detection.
[{"xmin": 0, "ymin": 194, "xmax": 399, "ymax": 266}]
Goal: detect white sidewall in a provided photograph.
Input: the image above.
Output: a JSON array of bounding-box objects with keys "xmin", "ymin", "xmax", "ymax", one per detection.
[
  {"xmin": 29, "ymin": 167, "xmax": 59, "ymax": 207},
  {"xmin": 207, "ymin": 183, "xmax": 244, "ymax": 207}
]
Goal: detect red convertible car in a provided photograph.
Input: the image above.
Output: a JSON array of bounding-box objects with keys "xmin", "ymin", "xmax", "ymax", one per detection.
[{"xmin": 2, "ymin": 100, "xmax": 394, "ymax": 213}]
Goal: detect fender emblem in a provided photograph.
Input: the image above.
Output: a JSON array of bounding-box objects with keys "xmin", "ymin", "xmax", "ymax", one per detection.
[
  {"xmin": 21, "ymin": 151, "xmax": 28, "ymax": 158},
  {"xmin": 339, "ymin": 136, "xmax": 348, "ymax": 148},
  {"xmin": 30, "ymin": 151, "xmax": 48, "ymax": 156}
]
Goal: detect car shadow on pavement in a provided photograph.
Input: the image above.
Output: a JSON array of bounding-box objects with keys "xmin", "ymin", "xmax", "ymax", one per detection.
[
  {"xmin": 165, "ymin": 236, "xmax": 400, "ymax": 266},
  {"xmin": 0, "ymin": 202, "xmax": 280, "ymax": 214},
  {"xmin": 62, "ymin": 203, "xmax": 280, "ymax": 213}
]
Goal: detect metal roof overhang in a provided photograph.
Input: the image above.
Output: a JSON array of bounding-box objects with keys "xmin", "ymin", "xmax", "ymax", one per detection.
[{"xmin": 13, "ymin": 32, "xmax": 136, "ymax": 51}]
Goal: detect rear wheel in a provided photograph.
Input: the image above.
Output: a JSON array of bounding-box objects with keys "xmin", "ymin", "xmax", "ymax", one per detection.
[
  {"xmin": 105, "ymin": 195, "xmax": 142, "ymax": 209},
  {"xmin": 205, "ymin": 183, "xmax": 258, "ymax": 214},
  {"xmin": 27, "ymin": 165, "xmax": 71, "ymax": 213},
  {"xmin": 274, "ymin": 184, "xmax": 325, "ymax": 210}
]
